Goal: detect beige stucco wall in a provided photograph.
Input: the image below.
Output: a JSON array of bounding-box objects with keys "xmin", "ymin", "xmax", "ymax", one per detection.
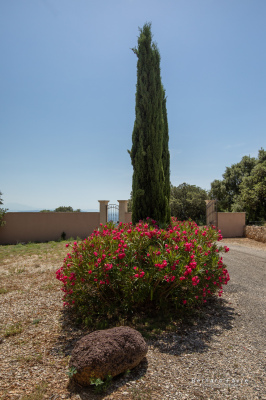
[
  {"xmin": 0, "ymin": 212, "xmax": 100, "ymax": 245},
  {"xmin": 0, "ymin": 210, "xmax": 250, "ymax": 244},
  {"xmin": 217, "ymin": 212, "xmax": 245, "ymax": 238},
  {"xmin": 245, "ymin": 225, "xmax": 266, "ymax": 243}
]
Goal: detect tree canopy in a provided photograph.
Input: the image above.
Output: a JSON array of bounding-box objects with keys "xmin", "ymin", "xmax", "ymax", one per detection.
[
  {"xmin": 40, "ymin": 206, "xmax": 81, "ymax": 212},
  {"xmin": 210, "ymin": 148, "xmax": 266, "ymax": 223},
  {"xmin": 170, "ymin": 183, "xmax": 208, "ymax": 225},
  {"xmin": 0, "ymin": 191, "xmax": 8, "ymax": 227}
]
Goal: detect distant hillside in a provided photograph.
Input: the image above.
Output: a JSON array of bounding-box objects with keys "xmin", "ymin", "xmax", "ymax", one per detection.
[
  {"xmin": 4, "ymin": 203, "xmax": 98, "ymax": 212},
  {"xmin": 4, "ymin": 203, "xmax": 41, "ymax": 212}
]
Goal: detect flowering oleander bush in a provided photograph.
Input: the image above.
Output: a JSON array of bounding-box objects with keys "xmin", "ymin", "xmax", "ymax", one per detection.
[{"xmin": 56, "ymin": 218, "xmax": 230, "ymax": 322}]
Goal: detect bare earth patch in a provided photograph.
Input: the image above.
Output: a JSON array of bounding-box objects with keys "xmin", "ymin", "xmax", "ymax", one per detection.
[{"xmin": 0, "ymin": 239, "xmax": 265, "ymax": 399}]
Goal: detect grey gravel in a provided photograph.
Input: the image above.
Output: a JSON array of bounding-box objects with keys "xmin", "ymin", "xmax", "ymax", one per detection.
[{"xmin": 94, "ymin": 240, "xmax": 266, "ymax": 400}]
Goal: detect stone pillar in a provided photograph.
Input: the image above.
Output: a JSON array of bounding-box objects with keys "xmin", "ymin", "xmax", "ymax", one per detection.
[
  {"xmin": 206, "ymin": 199, "xmax": 217, "ymax": 227},
  {"xmin": 117, "ymin": 200, "xmax": 128, "ymax": 224},
  {"xmin": 98, "ymin": 200, "xmax": 109, "ymax": 225}
]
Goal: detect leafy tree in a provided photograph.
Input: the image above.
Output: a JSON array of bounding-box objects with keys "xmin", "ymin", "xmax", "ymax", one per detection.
[
  {"xmin": 54, "ymin": 206, "xmax": 81, "ymax": 212},
  {"xmin": 170, "ymin": 183, "xmax": 208, "ymax": 225},
  {"xmin": 258, "ymin": 147, "xmax": 266, "ymax": 163},
  {"xmin": 0, "ymin": 191, "xmax": 8, "ymax": 227},
  {"xmin": 232, "ymin": 150, "xmax": 266, "ymax": 222},
  {"xmin": 210, "ymin": 155, "xmax": 256, "ymax": 212},
  {"xmin": 208, "ymin": 179, "xmax": 228, "ymax": 211},
  {"xmin": 129, "ymin": 23, "xmax": 170, "ymax": 225},
  {"xmin": 210, "ymin": 148, "xmax": 266, "ymax": 223},
  {"xmin": 40, "ymin": 206, "xmax": 81, "ymax": 212},
  {"xmin": 54, "ymin": 206, "xmax": 74, "ymax": 212}
]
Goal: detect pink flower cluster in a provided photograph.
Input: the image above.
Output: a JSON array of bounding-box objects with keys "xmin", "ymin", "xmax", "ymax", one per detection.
[{"xmin": 56, "ymin": 218, "xmax": 230, "ymax": 314}]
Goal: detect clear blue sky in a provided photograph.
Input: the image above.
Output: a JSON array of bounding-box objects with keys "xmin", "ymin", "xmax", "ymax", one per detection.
[{"xmin": 1, "ymin": 0, "xmax": 266, "ymax": 211}]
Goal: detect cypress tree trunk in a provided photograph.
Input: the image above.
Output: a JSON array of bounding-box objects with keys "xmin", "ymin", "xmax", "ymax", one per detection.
[{"xmin": 129, "ymin": 23, "xmax": 170, "ymax": 225}]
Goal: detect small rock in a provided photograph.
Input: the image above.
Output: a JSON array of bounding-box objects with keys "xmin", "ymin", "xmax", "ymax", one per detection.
[{"xmin": 70, "ymin": 326, "xmax": 148, "ymax": 386}]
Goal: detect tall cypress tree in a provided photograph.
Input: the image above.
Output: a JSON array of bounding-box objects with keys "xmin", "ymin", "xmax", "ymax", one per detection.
[
  {"xmin": 129, "ymin": 23, "xmax": 170, "ymax": 225},
  {"xmin": 162, "ymin": 87, "xmax": 171, "ymax": 223}
]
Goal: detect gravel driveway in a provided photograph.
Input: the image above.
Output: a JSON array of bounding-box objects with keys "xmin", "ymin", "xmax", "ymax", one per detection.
[
  {"xmin": 222, "ymin": 242, "xmax": 266, "ymax": 347},
  {"xmin": 215, "ymin": 240, "xmax": 266, "ymax": 399},
  {"xmin": 92, "ymin": 239, "xmax": 266, "ymax": 400}
]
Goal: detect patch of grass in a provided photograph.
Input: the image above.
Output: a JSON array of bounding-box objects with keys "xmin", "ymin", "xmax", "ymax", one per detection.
[
  {"xmin": 0, "ymin": 240, "xmax": 70, "ymax": 264},
  {"xmin": 0, "ymin": 287, "xmax": 8, "ymax": 294},
  {"xmin": 16, "ymin": 267, "xmax": 26, "ymax": 274},
  {"xmin": 39, "ymin": 283, "xmax": 56, "ymax": 291},
  {"xmin": 32, "ymin": 318, "xmax": 42, "ymax": 325},
  {"xmin": 16, "ymin": 352, "xmax": 43, "ymax": 365},
  {"xmin": 21, "ymin": 381, "xmax": 48, "ymax": 400},
  {"xmin": 3, "ymin": 322, "xmax": 23, "ymax": 337}
]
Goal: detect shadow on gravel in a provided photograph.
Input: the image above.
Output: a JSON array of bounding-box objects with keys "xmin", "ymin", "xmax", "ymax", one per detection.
[
  {"xmin": 51, "ymin": 296, "xmax": 235, "ymax": 399},
  {"xmin": 150, "ymin": 297, "xmax": 235, "ymax": 356}
]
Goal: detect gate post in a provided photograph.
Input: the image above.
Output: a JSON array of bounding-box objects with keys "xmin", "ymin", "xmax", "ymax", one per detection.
[
  {"xmin": 205, "ymin": 200, "xmax": 218, "ymax": 227},
  {"xmin": 98, "ymin": 200, "xmax": 109, "ymax": 224},
  {"xmin": 117, "ymin": 200, "xmax": 128, "ymax": 224}
]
